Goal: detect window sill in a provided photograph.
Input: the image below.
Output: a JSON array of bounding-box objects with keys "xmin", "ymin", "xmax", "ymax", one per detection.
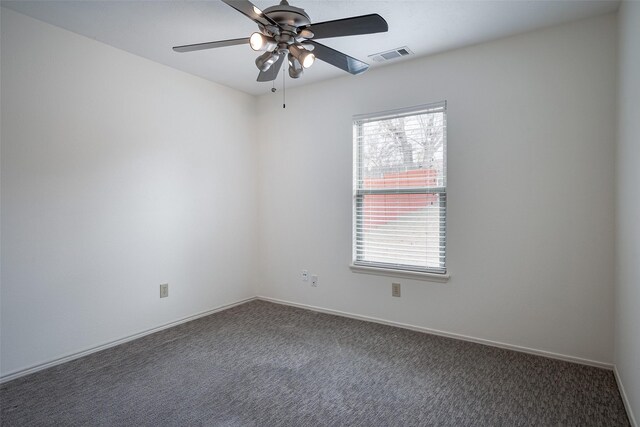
[{"xmin": 349, "ymin": 264, "xmax": 450, "ymax": 283}]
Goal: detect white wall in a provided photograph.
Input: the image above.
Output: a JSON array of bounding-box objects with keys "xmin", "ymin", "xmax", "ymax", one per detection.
[
  {"xmin": 615, "ymin": 1, "xmax": 640, "ymax": 423},
  {"xmin": 0, "ymin": 9, "xmax": 258, "ymax": 376},
  {"xmin": 256, "ymin": 14, "xmax": 617, "ymax": 364},
  {"xmin": 0, "ymin": 6, "xmax": 622, "ymax": 381}
]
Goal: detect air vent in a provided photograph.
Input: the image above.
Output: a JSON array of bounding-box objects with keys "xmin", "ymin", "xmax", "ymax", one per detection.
[{"xmin": 368, "ymin": 46, "xmax": 414, "ymax": 63}]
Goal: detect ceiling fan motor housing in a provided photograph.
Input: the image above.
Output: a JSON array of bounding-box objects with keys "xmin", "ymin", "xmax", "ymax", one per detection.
[
  {"xmin": 262, "ymin": 1, "xmax": 311, "ymax": 29},
  {"xmin": 262, "ymin": 1, "xmax": 311, "ymax": 54}
]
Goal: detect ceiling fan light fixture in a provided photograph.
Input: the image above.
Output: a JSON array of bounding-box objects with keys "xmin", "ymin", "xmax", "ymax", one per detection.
[
  {"xmin": 301, "ymin": 51, "xmax": 315, "ymax": 68},
  {"xmin": 288, "ymin": 56, "xmax": 304, "ymax": 78},
  {"xmin": 255, "ymin": 51, "xmax": 280, "ymax": 71},
  {"xmin": 249, "ymin": 32, "xmax": 277, "ymax": 51},
  {"xmin": 299, "ymin": 29, "xmax": 314, "ymax": 39},
  {"xmin": 289, "ymin": 44, "xmax": 315, "ymax": 69}
]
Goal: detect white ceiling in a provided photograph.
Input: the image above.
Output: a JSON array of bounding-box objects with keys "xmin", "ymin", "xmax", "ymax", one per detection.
[{"xmin": 2, "ymin": 0, "xmax": 619, "ymax": 95}]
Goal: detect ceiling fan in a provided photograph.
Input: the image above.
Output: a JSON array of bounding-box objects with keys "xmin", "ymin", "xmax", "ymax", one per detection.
[{"xmin": 173, "ymin": 0, "xmax": 388, "ymax": 82}]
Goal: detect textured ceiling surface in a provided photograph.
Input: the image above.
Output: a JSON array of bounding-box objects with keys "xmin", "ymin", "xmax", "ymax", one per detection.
[{"xmin": 2, "ymin": 0, "xmax": 619, "ymax": 95}]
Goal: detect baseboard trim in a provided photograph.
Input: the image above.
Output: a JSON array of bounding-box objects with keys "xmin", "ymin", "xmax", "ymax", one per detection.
[
  {"xmin": 256, "ymin": 296, "xmax": 614, "ymax": 370},
  {"xmin": 614, "ymin": 365, "xmax": 638, "ymax": 427},
  {"xmin": 1, "ymin": 295, "xmax": 616, "ymax": 385},
  {"xmin": 0, "ymin": 296, "xmax": 257, "ymax": 384}
]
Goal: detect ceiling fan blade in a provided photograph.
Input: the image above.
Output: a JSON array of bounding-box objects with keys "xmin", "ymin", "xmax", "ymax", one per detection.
[
  {"xmin": 257, "ymin": 53, "xmax": 286, "ymax": 82},
  {"xmin": 305, "ymin": 41, "xmax": 369, "ymax": 75},
  {"xmin": 221, "ymin": 0, "xmax": 280, "ymax": 28},
  {"xmin": 301, "ymin": 14, "xmax": 388, "ymax": 40},
  {"xmin": 173, "ymin": 37, "xmax": 249, "ymax": 53}
]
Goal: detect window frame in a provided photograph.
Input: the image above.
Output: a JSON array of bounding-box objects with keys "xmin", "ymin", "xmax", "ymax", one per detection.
[{"xmin": 351, "ymin": 101, "xmax": 448, "ymax": 280}]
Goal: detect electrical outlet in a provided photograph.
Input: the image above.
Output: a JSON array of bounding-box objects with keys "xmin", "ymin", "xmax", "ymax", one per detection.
[
  {"xmin": 392, "ymin": 283, "xmax": 401, "ymax": 297},
  {"xmin": 301, "ymin": 270, "xmax": 309, "ymax": 282},
  {"xmin": 160, "ymin": 283, "xmax": 168, "ymax": 298},
  {"xmin": 311, "ymin": 275, "xmax": 318, "ymax": 287}
]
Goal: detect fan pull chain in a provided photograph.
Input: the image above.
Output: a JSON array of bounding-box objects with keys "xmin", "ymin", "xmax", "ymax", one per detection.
[{"xmin": 282, "ymin": 61, "xmax": 286, "ymax": 109}]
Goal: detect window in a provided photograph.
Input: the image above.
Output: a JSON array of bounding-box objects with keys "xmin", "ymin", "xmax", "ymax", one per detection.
[{"xmin": 352, "ymin": 102, "xmax": 447, "ymax": 276}]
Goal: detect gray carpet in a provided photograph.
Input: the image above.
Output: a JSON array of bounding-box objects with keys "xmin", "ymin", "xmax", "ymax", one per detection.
[{"xmin": 0, "ymin": 300, "xmax": 630, "ymax": 426}]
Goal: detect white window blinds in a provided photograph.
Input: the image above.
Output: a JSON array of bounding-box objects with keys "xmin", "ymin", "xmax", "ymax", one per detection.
[{"xmin": 353, "ymin": 102, "xmax": 447, "ymax": 274}]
